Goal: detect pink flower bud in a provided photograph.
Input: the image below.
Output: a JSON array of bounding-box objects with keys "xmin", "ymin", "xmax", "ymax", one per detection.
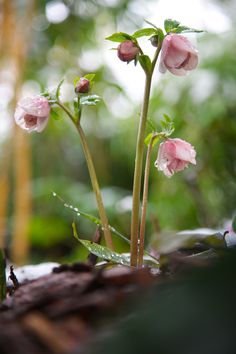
[
  {"xmin": 117, "ymin": 40, "xmax": 139, "ymax": 62},
  {"xmin": 75, "ymin": 78, "xmax": 90, "ymax": 94},
  {"xmin": 155, "ymin": 138, "xmax": 196, "ymax": 177},
  {"xmin": 14, "ymin": 96, "xmax": 50, "ymax": 133},
  {"xmin": 159, "ymin": 34, "xmax": 198, "ymax": 76}
]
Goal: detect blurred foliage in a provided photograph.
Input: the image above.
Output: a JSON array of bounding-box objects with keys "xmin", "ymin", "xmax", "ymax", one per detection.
[
  {"xmin": 3, "ymin": 0, "xmax": 236, "ymax": 262},
  {"xmin": 87, "ymin": 248, "xmax": 236, "ymax": 354}
]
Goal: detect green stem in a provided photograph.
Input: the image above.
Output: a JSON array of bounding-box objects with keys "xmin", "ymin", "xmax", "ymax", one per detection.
[
  {"xmin": 57, "ymin": 101, "xmax": 114, "ymax": 250},
  {"xmin": 138, "ymin": 134, "xmax": 156, "ymax": 267},
  {"xmin": 130, "ymin": 43, "xmax": 162, "ymax": 267},
  {"xmin": 0, "ymin": 250, "xmax": 6, "ymax": 301}
]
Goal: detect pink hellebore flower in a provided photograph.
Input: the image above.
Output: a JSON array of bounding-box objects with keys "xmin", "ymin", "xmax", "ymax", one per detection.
[
  {"xmin": 14, "ymin": 96, "xmax": 50, "ymax": 133},
  {"xmin": 159, "ymin": 34, "xmax": 198, "ymax": 76},
  {"xmin": 117, "ymin": 40, "xmax": 139, "ymax": 62},
  {"xmin": 155, "ymin": 138, "xmax": 196, "ymax": 177}
]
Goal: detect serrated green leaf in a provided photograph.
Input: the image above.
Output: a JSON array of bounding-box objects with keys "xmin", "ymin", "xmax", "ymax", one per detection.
[
  {"xmin": 80, "ymin": 94, "xmax": 101, "ymax": 106},
  {"xmin": 133, "ymin": 28, "xmax": 157, "ymax": 38},
  {"xmin": 164, "ymin": 19, "xmax": 180, "ymax": 33},
  {"xmin": 105, "ymin": 32, "xmax": 133, "ymax": 43},
  {"xmin": 72, "ymin": 223, "xmax": 130, "ymax": 265},
  {"xmin": 160, "ymin": 120, "xmax": 168, "ymax": 129},
  {"xmin": 163, "ymin": 113, "xmax": 172, "ymax": 123},
  {"xmin": 138, "ymin": 55, "xmax": 152, "ymax": 74},
  {"xmin": 56, "ymin": 78, "xmax": 64, "ymax": 100},
  {"xmin": 173, "ymin": 25, "xmax": 204, "ymax": 34},
  {"xmin": 84, "ymin": 73, "xmax": 95, "ymax": 81}
]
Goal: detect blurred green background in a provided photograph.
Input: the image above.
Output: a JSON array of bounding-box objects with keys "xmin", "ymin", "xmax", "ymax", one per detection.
[{"xmin": 1, "ymin": 0, "xmax": 235, "ymax": 264}]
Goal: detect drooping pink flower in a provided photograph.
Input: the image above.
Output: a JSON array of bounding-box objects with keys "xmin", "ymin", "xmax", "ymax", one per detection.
[
  {"xmin": 14, "ymin": 96, "xmax": 50, "ymax": 133},
  {"xmin": 155, "ymin": 138, "xmax": 196, "ymax": 177},
  {"xmin": 159, "ymin": 34, "xmax": 198, "ymax": 76},
  {"xmin": 117, "ymin": 40, "xmax": 139, "ymax": 62}
]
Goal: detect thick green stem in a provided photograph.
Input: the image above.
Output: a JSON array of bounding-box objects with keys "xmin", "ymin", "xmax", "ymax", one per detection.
[
  {"xmin": 138, "ymin": 134, "xmax": 156, "ymax": 267},
  {"xmin": 57, "ymin": 102, "xmax": 114, "ymax": 250},
  {"xmin": 130, "ymin": 74, "xmax": 152, "ymax": 266},
  {"xmin": 130, "ymin": 44, "xmax": 162, "ymax": 267},
  {"xmin": 0, "ymin": 250, "xmax": 6, "ymax": 301}
]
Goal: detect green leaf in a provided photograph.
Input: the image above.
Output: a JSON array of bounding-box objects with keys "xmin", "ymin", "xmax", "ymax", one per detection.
[
  {"xmin": 160, "ymin": 115, "xmax": 175, "ymax": 137},
  {"xmin": 80, "ymin": 94, "xmax": 101, "ymax": 106},
  {"xmin": 152, "ymin": 229, "xmax": 226, "ymax": 255},
  {"xmin": 147, "ymin": 119, "xmax": 157, "ymax": 131},
  {"xmin": 56, "ymin": 78, "xmax": 64, "ymax": 100},
  {"xmin": 164, "ymin": 19, "xmax": 180, "ymax": 33},
  {"xmin": 156, "ymin": 28, "xmax": 165, "ymax": 42},
  {"xmin": 163, "ymin": 113, "xmax": 172, "ymax": 123},
  {"xmin": 84, "ymin": 73, "xmax": 96, "ymax": 82},
  {"xmin": 164, "ymin": 19, "xmax": 203, "ymax": 34},
  {"xmin": 53, "ymin": 192, "xmax": 129, "ymax": 243},
  {"xmin": 138, "ymin": 55, "xmax": 152, "ymax": 74},
  {"xmin": 72, "ymin": 223, "xmax": 130, "ymax": 265},
  {"xmin": 144, "ymin": 133, "xmax": 160, "ymax": 147},
  {"xmin": 173, "ymin": 25, "xmax": 204, "ymax": 34},
  {"xmin": 105, "ymin": 32, "xmax": 133, "ymax": 43},
  {"xmin": 53, "ymin": 192, "xmax": 159, "ymax": 264},
  {"xmin": 133, "ymin": 28, "xmax": 157, "ymax": 38}
]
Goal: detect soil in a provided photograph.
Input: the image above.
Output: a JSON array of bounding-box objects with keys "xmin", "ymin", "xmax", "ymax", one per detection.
[{"xmin": 0, "ymin": 262, "xmax": 156, "ymax": 354}]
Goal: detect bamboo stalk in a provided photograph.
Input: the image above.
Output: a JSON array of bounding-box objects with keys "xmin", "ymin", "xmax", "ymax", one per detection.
[{"xmin": 11, "ymin": 1, "xmax": 36, "ymax": 264}]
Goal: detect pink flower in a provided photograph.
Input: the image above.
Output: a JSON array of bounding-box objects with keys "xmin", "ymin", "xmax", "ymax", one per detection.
[
  {"xmin": 155, "ymin": 138, "xmax": 196, "ymax": 177},
  {"xmin": 14, "ymin": 96, "xmax": 50, "ymax": 133},
  {"xmin": 117, "ymin": 40, "xmax": 139, "ymax": 62},
  {"xmin": 159, "ymin": 34, "xmax": 198, "ymax": 76}
]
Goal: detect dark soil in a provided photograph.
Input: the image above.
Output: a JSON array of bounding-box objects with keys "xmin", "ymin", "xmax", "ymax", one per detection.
[
  {"xmin": 0, "ymin": 263, "xmax": 156, "ymax": 354},
  {"xmin": 2, "ymin": 249, "xmax": 236, "ymax": 354}
]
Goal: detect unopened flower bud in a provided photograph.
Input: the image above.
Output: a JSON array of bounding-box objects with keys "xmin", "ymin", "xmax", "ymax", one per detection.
[
  {"xmin": 117, "ymin": 40, "xmax": 139, "ymax": 62},
  {"xmin": 75, "ymin": 78, "xmax": 90, "ymax": 94},
  {"xmin": 149, "ymin": 35, "xmax": 159, "ymax": 47}
]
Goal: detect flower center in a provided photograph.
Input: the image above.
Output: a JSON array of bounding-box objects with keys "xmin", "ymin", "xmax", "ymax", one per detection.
[
  {"xmin": 176, "ymin": 53, "xmax": 191, "ymax": 69},
  {"xmin": 24, "ymin": 114, "xmax": 38, "ymax": 127}
]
